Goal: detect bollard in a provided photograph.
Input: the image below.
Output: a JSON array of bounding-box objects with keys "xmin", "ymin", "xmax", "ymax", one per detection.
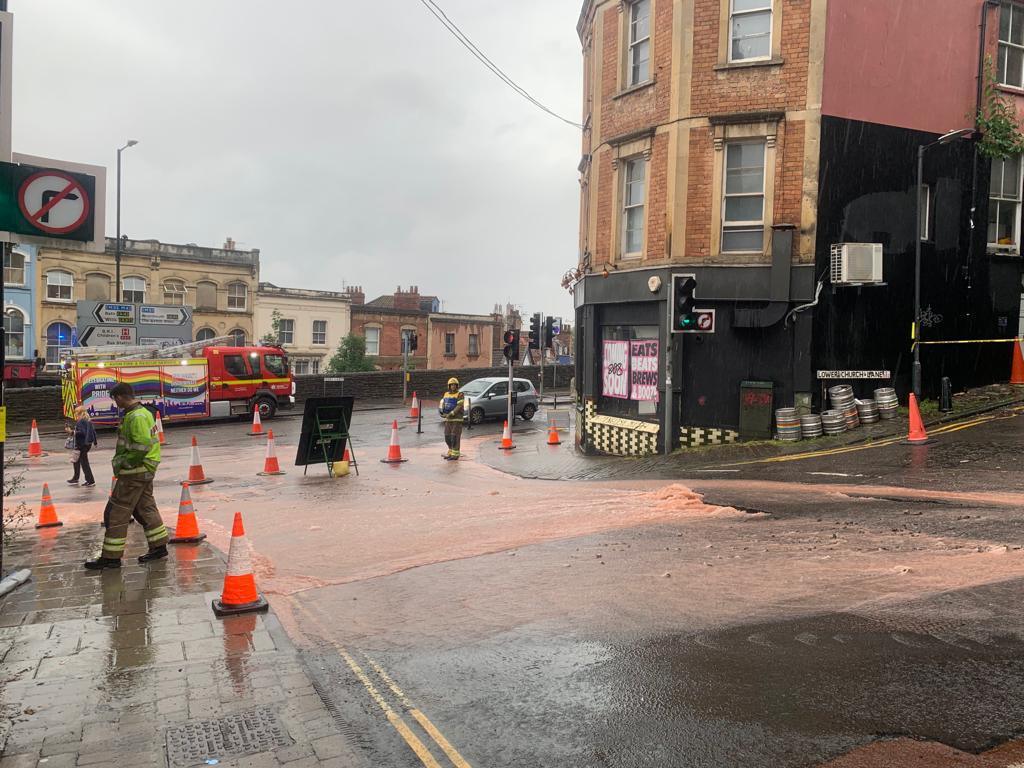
[
  {"xmin": 940, "ymin": 376, "xmax": 953, "ymax": 413},
  {"xmin": 417, "ymin": 403, "xmax": 423, "ymax": 435}
]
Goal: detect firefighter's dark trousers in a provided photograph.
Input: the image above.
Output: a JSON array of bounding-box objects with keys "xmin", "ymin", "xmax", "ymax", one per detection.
[
  {"xmin": 102, "ymin": 474, "xmax": 169, "ymax": 559},
  {"xmin": 444, "ymin": 420, "xmax": 463, "ymax": 457}
]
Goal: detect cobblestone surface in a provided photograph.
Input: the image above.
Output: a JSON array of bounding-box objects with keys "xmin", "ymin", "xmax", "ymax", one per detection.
[{"xmin": 0, "ymin": 525, "xmax": 363, "ymax": 767}]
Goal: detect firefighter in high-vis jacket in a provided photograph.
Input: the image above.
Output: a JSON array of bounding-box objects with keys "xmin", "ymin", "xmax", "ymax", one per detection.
[
  {"xmin": 438, "ymin": 377, "xmax": 465, "ymax": 460},
  {"xmin": 84, "ymin": 382, "xmax": 170, "ymax": 570}
]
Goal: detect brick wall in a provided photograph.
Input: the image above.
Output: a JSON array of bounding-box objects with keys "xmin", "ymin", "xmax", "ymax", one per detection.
[
  {"xmin": 350, "ymin": 307, "xmax": 427, "ymax": 370},
  {"xmin": 584, "ymin": 0, "xmax": 815, "ymax": 268},
  {"xmin": 597, "ymin": 1, "xmax": 672, "ymax": 143},
  {"xmin": 689, "ymin": 0, "xmax": 810, "ymax": 116},
  {"xmin": 426, "ymin": 320, "xmax": 496, "ymax": 370}
]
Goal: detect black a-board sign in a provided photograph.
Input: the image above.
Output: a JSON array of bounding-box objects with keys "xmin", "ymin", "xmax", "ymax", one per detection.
[{"xmin": 294, "ymin": 396, "xmax": 357, "ymax": 476}]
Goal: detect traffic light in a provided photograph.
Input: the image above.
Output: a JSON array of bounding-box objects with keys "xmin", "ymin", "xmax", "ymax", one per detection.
[
  {"xmin": 672, "ymin": 274, "xmax": 698, "ymax": 332},
  {"xmin": 527, "ymin": 313, "xmax": 541, "ymax": 350},
  {"xmin": 543, "ymin": 316, "xmax": 555, "ymax": 348},
  {"xmin": 502, "ymin": 329, "xmax": 520, "ymax": 363},
  {"xmin": 503, "ymin": 329, "xmax": 520, "ymax": 363}
]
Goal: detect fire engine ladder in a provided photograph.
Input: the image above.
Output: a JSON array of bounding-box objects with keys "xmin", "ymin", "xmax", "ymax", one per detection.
[{"xmin": 62, "ymin": 336, "xmax": 237, "ymax": 362}]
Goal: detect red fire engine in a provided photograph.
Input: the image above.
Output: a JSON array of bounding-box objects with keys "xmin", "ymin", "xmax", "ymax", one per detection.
[{"xmin": 61, "ymin": 337, "xmax": 295, "ymax": 426}]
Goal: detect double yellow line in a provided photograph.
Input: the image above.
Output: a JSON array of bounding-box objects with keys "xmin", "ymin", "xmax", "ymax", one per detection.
[
  {"xmin": 720, "ymin": 405, "xmax": 1024, "ymax": 467},
  {"xmin": 298, "ymin": 605, "xmax": 472, "ymax": 768}
]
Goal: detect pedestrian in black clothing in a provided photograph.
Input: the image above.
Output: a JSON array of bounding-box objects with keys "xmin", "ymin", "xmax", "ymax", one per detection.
[{"xmin": 68, "ymin": 406, "xmax": 98, "ymax": 487}]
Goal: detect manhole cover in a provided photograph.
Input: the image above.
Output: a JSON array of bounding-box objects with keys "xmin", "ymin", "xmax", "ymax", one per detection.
[{"xmin": 165, "ymin": 705, "xmax": 291, "ymax": 767}]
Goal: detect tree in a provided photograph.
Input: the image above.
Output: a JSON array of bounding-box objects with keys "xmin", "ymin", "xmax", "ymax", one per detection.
[
  {"xmin": 327, "ymin": 333, "xmax": 375, "ymax": 372},
  {"xmin": 260, "ymin": 309, "xmax": 283, "ymax": 346}
]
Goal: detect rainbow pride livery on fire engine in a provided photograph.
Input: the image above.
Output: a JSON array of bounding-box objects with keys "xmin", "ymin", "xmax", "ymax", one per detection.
[{"xmin": 61, "ymin": 337, "xmax": 294, "ymax": 426}]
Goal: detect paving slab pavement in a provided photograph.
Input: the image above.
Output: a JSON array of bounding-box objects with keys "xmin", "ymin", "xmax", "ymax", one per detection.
[
  {"xmin": 0, "ymin": 525, "xmax": 368, "ymax": 768},
  {"xmin": 475, "ymin": 384, "xmax": 1024, "ymax": 481}
]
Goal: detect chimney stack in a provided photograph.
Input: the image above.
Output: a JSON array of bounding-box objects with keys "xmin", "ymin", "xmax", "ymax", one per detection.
[
  {"xmin": 394, "ymin": 285, "xmax": 421, "ymax": 311},
  {"xmin": 224, "ymin": 237, "xmax": 236, "ymax": 250},
  {"xmin": 345, "ymin": 285, "xmax": 365, "ymax": 305}
]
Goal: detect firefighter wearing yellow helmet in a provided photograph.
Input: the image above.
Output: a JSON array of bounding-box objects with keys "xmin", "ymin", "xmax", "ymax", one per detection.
[{"xmin": 438, "ymin": 377, "xmax": 465, "ymax": 460}]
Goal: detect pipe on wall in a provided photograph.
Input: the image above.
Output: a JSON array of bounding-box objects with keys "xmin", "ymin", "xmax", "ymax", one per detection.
[{"xmin": 732, "ymin": 225, "xmax": 796, "ymax": 328}]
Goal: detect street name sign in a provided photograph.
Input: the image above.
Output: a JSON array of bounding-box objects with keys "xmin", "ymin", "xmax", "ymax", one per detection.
[{"xmin": 816, "ymin": 370, "xmax": 891, "ymax": 379}]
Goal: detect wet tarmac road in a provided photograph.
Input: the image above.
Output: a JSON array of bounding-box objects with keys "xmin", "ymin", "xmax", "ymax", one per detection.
[{"xmin": 8, "ymin": 405, "xmax": 1024, "ymax": 766}]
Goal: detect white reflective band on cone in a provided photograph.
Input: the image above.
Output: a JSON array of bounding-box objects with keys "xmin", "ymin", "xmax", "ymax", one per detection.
[{"xmin": 226, "ymin": 533, "xmax": 253, "ymax": 577}]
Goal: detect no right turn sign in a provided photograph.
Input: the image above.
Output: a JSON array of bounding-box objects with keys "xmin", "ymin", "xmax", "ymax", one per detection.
[
  {"xmin": 18, "ymin": 170, "xmax": 91, "ymax": 235},
  {"xmin": 0, "ymin": 161, "xmax": 97, "ymax": 243}
]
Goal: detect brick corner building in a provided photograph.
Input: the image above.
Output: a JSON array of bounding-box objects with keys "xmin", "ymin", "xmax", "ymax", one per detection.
[{"xmin": 574, "ymin": 0, "xmax": 1024, "ymax": 456}]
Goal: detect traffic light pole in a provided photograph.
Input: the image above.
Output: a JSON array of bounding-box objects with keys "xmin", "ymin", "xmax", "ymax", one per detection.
[
  {"xmin": 402, "ymin": 339, "xmax": 408, "ymax": 405},
  {"xmin": 538, "ymin": 309, "xmax": 544, "ymax": 403},
  {"xmin": 507, "ymin": 358, "xmax": 514, "ymax": 429}
]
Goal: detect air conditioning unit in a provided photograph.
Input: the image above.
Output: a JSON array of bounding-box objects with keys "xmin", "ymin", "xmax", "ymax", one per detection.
[{"xmin": 830, "ymin": 243, "xmax": 883, "ymax": 285}]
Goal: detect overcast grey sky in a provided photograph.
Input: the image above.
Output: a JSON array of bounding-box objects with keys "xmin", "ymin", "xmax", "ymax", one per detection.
[{"xmin": 12, "ymin": 0, "xmax": 582, "ymax": 320}]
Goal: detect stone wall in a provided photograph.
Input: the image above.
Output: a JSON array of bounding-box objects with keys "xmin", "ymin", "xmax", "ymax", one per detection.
[
  {"xmin": 296, "ymin": 364, "xmax": 573, "ymax": 403},
  {"xmin": 2, "ymin": 367, "xmax": 574, "ymax": 427},
  {"xmin": 3, "ymin": 386, "xmax": 64, "ymax": 426}
]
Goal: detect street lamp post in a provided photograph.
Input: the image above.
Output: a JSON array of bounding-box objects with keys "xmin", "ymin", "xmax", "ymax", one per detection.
[
  {"xmin": 913, "ymin": 128, "xmax": 974, "ymax": 399},
  {"xmin": 115, "ymin": 140, "xmax": 139, "ymax": 301}
]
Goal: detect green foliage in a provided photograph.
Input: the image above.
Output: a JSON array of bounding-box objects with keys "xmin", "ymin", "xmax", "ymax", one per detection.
[
  {"xmin": 260, "ymin": 309, "xmax": 283, "ymax": 346},
  {"xmin": 327, "ymin": 333, "xmax": 376, "ymax": 373},
  {"xmin": 977, "ymin": 56, "xmax": 1024, "ymax": 159}
]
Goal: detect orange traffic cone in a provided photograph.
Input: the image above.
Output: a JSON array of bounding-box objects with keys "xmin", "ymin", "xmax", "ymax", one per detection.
[
  {"xmin": 212, "ymin": 512, "xmax": 269, "ymax": 617},
  {"xmin": 409, "ymin": 392, "xmax": 420, "ymax": 419},
  {"xmin": 182, "ymin": 436, "xmax": 214, "ymax": 485},
  {"xmin": 1011, "ymin": 340, "xmax": 1024, "ymax": 385},
  {"xmin": 380, "ymin": 420, "xmax": 407, "ymax": 464},
  {"xmin": 155, "ymin": 411, "xmax": 168, "ymax": 445},
  {"xmin": 27, "ymin": 419, "xmax": 47, "ymax": 457},
  {"xmin": 258, "ymin": 430, "xmax": 286, "ymax": 476},
  {"xmin": 498, "ymin": 420, "xmax": 515, "ymax": 450},
  {"xmin": 906, "ymin": 392, "xmax": 929, "ymax": 444},
  {"xmin": 35, "ymin": 483, "xmax": 63, "ymax": 529},
  {"xmin": 169, "ymin": 483, "xmax": 207, "ymax": 544},
  {"xmin": 248, "ymin": 404, "xmax": 264, "ymax": 436},
  {"xmin": 547, "ymin": 424, "xmax": 561, "ymax": 445},
  {"xmin": 343, "ymin": 447, "xmax": 357, "ymax": 467}
]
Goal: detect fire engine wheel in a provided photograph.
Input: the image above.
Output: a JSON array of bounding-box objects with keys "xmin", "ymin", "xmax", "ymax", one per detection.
[{"xmin": 253, "ymin": 397, "xmax": 277, "ymax": 419}]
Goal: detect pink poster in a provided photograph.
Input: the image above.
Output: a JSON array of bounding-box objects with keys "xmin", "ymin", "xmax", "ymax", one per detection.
[
  {"xmin": 630, "ymin": 340, "xmax": 659, "ymax": 401},
  {"xmin": 602, "ymin": 340, "xmax": 630, "ymax": 398}
]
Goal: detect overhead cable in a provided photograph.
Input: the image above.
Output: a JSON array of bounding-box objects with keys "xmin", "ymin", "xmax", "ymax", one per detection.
[{"xmin": 415, "ymin": 0, "xmax": 583, "ymax": 129}]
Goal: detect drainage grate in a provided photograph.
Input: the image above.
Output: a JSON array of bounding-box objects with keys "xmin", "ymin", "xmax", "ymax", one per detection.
[{"xmin": 165, "ymin": 705, "xmax": 291, "ymax": 767}]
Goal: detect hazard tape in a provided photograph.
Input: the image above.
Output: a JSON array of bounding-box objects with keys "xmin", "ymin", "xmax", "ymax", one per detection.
[{"xmin": 912, "ymin": 337, "xmax": 1023, "ymax": 350}]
